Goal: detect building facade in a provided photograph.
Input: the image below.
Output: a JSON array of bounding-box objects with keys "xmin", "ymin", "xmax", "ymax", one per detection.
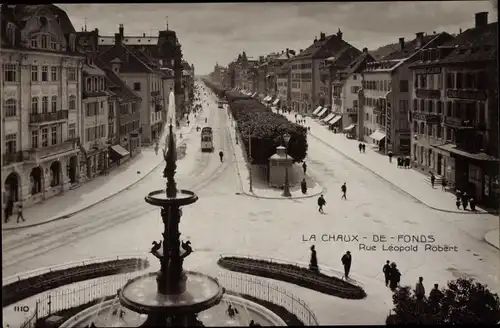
[
  {"xmin": 2, "ymin": 4, "xmax": 84, "ymax": 207},
  {"xmin": 409, "ymin": 12, "xmax": 498, "ymax": 207}
]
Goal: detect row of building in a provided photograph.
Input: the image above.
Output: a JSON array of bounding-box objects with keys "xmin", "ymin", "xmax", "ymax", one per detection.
[
  {"xmin": 210, "ymin": 12, "xmax": 498, "ymax": 208},
  {"xmin": 1, "ymin": 4, "xmax": 195, "ymax": 207}
]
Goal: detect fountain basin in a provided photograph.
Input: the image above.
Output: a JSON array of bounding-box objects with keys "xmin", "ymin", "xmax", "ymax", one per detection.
[
  {"xmin": 119, "ymin": 271, "xmax": 223, "ymax": 315},
  {"xmin": 145, "ymin": 189, "xmax": 198, "ymax": 207}
]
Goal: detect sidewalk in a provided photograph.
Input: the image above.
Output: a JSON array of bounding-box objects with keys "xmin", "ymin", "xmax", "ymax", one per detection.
[
  {"xmin": 485, "ymin": 228, "xmax": 500, "ymax": 249},
  {"xmin": 227, "ymin": 112, "xmax": 324, "ymax": 199},
  {"xmin": 2, "ymin": 124, "xmax": 193, "ymax": 231},
  {"xmin": 282, "ymin": 111, "xmax": 496, "ymax": 215}
]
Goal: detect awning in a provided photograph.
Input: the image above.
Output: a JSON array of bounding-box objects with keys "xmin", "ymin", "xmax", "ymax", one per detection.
[
  {"xmin": 109, "ymin": 144, "xmax": 130, "ymax": 158},
  {"xmin": 369, "ymin": 130, "xmax": 386, "ymax": 141},
  {"xmin": 273, "ymin": 98, "xmax": 280, "ymax": 105},
  {"xmin": 344, "ymin": 124, "xmax": 356, "ymax": 131},
  {"xmin": 328, "ymin": 115, "xmax": 342, "ymax": 125},
  {"xmin": 432, "ymin": 143, "xmax": 499, "ymax": 162},
  {"xmin": 252, "ymin": 92, "xmax": 258, "ymax": 97},
  {"xmin": 312, "ymin": 106, "xmax": 323, "ymax": 115},
  {"xmin": 322, "ymin": 113, "xmax": 335, "ymax": 122},
  {"xmin": 317, "ymin": 107, "xmax": 328, "ymax": 118}
]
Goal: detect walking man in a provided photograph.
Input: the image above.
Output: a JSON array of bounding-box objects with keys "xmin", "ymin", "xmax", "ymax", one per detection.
[
  {"xmin": 218, "ymin": 150, "xmax": 224, "ymax": 162},
  {"xmin": 341, "ymin": 251, "xmax": 352, "ymax": 279},
  {"xmin": 341, "ymin": 182, "xmax": 347, "ymax": 200},
  {"xmin": 441, "ymin": 178, "xmax": 447, "ymax": 191},
  {"xmin": 430, "ymin": 173, "xmax": 436, "ymax": 188},
  {"xmin": 302, "ymin": 162, "xmax": 307, "ymax": 174},
  {"xmin": 317, "ymin": 194, "xmax": 326, "ymax": 213},
  {"xmin": 383, "ymin": 260, "xmax": 391, "ymax": 286},
  {"xmin": 388, "ymin": 151, "xmax": 393, "ymax": 163},
  {"xmin": 16, "ymin": 203, "xmax": 25, "ymax": 223},
  {"xmin": 415, "ymin": 276, "xmax": 425, "ymax": 301}
]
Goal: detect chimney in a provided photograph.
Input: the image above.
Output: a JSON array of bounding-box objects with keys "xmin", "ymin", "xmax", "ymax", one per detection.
[
  {"xmin": 337, "ymin": 28, "xmax": 343, "ymax": 40},
  {"xmin": 362, "ymin": 47, "xmax": 368, "ymax": 53},
  {"xmin": 475, "ymin": 12, "xmax": 488, "ymax": 28},
  {"xmin": 415, "ymin": 32, "xmax": 424, "ymax": 48},
  {"xmin": 314, "ymin": 36, "xmax": 318, "ymax": 43},
  {"xmin": 459, "ymin": 28, "xmax": 462, "ymax": 34},
  {"xmin": 399, "ymin": 37, "xmax": 405, "ymax": 51},
  {"xmin": 433, "ymin": 31, "xmax": 436, "ymax": 34},
  {"xmin": 119, "ymin": 24, "xmax": 124, "ymax": 38},
  {"xmin": 320, "ymin": 32, "xmax": 326, "ymax": 40},
  {"xmin": 300, "ymin": 49, "xmax": 303, "ymax": 53},
  {"xmin": 114, "ymin": 33, "xmax": 121, "ymax": 45},
  {"xmin": 143, "ymin": 33, "xmax": 146, "ymax": 37}
]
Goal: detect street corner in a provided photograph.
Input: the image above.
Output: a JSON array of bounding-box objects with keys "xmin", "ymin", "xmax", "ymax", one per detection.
[{"xmin": 485, "ymin": 228, "xmax": 500, "ymax": 250}]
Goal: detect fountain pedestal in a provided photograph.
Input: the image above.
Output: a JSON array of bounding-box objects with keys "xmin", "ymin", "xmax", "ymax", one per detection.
[{"xmin": 118, "ymin": 124, "xmax": 224, "ymax": 327}]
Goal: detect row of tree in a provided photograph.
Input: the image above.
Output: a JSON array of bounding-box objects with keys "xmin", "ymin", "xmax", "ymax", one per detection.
[{"xmin": 202, "ymin": 80, "xmax": 308, "ymax": 164}]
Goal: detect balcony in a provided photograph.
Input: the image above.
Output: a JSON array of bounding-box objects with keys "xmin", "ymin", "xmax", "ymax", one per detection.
[
  {"xmin": 443, "ymin": 116, "xmax": 486, "ymax": 130},
  {"xmin": 25, "ymin": 139, "xmax": 78, "ymax": 163},
  {"xmin": 416, "ymin": 89, "xmax": 441, "ymax": 99},
  {"xmin": 446, "ymin": 89, "xmax": 487, "ymax": 101},
  {"xmin": 2, "ymin": 151, "xmax": 24, "ymax": 166},
  {"xmin": 29, "ymin": 110, "xmax": 68, "ymax": 125}
]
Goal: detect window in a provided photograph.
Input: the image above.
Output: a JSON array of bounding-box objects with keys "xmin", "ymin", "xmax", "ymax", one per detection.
[
  {"xmin": 31, "ymin": 37, "xmax": 38, "ymax": 48},
  {"xmin": 446, "ymin": 72, "xmax": 454, "ymax": 89},
  {"xmin": 31, "ymin": 65, "xmax": 39, "ymax": 81},
  {"xmin": 399, "ymin": 80, "xmax": 409, "ymax": 92},
  {"xmin": 133, "ymin": 82, "xmax": 141, "ymax": 91},
  {"xmin": 51, "ymin": 126, "xmax": 58, "ymax": 145},
  {"xmin": 5, "ymin": 134, "xmax": 17, "ymax": 153},
  {"xmin": 428, "ymin": 100, "xmax": 434, "ymax": 113},
  {"xmin": 446, "ymin": 101, "xmax": 452, "ymax": 116},
  {"xmin": 99, "ymin": 77, "xmax": 104, "ymax": 91},
  {"xmin": 69, "ymin": 95, "xmax": 76, "ymax": 110},
  {"xmin": 456, "ymin": 72, "xmax": 463, "ymax": 89},
  {"xmin": 31, "ymin": 97, "xmax": 39, "ymax": 114},
  {"xmin": 108, "ymin": 101, "xmax": 114, "ymax": 115},
  {"xmin": 41, "ymin": 66, "xmax": 48, "ymax": 81},
  {"xmin": 4, "ymin": 64, "xmax": 16, "ymax": 82},
  {"xmin": 437, "ymin": 73, "xmax": 442, "ymax": 89},
  {"xmin": 41, "ymin": 128, "xmax": 48, "ymax": 147},
  {"xmin": 428, "ymin": 74, "xmax": 434, "ymax": 90},
  {"xmin": 420, "ymin": 122, "xmax": 425, "ymax": 135},
  {"xmin": 414, "ymin": 75, "xmax": 419, "ymax": 89},
  {"xmin": 413, "ymin": 121, "xmax": 418, "ymax": 132},
  {"xmin": 93, "ymin": 77, "xmax": 98, "ymax": 92},
  {"xmin": 437, "ymin": 126, "xmax": 442, "ymax": 139},
  {"xmin": 50, "ymin": 67, "xmax": 58, "ymax": 81},
  {"xmin": 42, "ymin": 96, "xmax": 48, "ymax": 113},
  {"xmin": 41, "ymin": 35, "xmax": 48, "ymax": 49},
  {"xmin": 86, "ymin": 78, "xmax": 91, "ymax": 92},
  {"xmin": 131, "ymin": 103, "xmax": 138, "ymax": 113},
  {"xmin": 427, "ymin": 124, "xmax": 432, "ymax": 136},
  {"xmin": 5, "ymin": 99, "xmax": 17, "ymax": 117},
  {"xmin": 69, "ymin": 123, "xmax": 76, "ymax": 139},
  {"xmin": 68, "ymin": 67, "xmax": 77, "ymax": 81},
  {"xmin": 50, "ymin": 36, "xmax": 57, "ymax": 50},
  {"xmin": 465, "ymin": 72, "xmax": 475, "ymax": 89},
  {"xmin": 51, "ymin": 96, "xmax": 57, "ymax": 112},
  {"xmin": 478, "ymin": 102, "xmax": 486, "ymax": 124},
  {"xmin": 31, "ymin": 130, "xmax": 39, "ymax": 148},
  {"xmin": 420, "ymin": 75, "xmax": 427, "ymax": 89},
  {"xmin": 446, "ymin": 127, "xmax": 453, "ymax": 142},
  {"xmin": 413, "ymin": 99, "xmax": 417, "ymax": 112},
  {"xmin": 420, "ymin": 99, "xmax": 425, "ymax": 112}
]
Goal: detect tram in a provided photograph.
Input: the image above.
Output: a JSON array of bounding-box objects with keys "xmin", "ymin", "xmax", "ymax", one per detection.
[{"xmin": 201, "ymin": 127, "xmax": 214, "ymax": 152}]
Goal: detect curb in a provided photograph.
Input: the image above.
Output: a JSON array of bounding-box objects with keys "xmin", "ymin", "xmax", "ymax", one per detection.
[
  {"xmin": 484, "ymin": 229, "xmax": 500, "ymax": 250},
  {"xmin": 308, "ymin": 132, "xmax": 496, "ymax": 216},
  {"xmin": 2, "ymin": 138, "xmax": 190, "ymax": 231}
]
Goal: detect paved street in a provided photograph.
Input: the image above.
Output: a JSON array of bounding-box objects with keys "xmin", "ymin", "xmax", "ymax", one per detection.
[{"xmin": 3, "ymin": 82, "xmax": 499, "ymax": 325}]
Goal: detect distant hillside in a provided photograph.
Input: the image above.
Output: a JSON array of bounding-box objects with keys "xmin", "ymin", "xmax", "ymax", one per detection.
[{"xmin": 369, "ymin": 42, "xmax": 400, "ymax": 60}]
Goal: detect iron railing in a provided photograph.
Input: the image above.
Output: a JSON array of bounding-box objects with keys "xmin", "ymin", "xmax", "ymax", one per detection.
[
  {"xmin": 29, "ymin": 110, "xmax": 68, "ymax": 124},
  {"xmin": 218, "ymin": 271, "xmax": 319, "ymax": 326},
  {"xmin": 2, "ymin": 151, "xmax": 24, "ymax": 166}
]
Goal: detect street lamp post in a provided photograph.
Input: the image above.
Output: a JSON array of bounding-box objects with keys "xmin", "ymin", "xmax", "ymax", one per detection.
[
  {"xmin": 249, "ymin": 130, "xmax": 253, "ymax": 193},
  {"xmin": 282, "ymin": 133, "xmax": 291, "ymax": 197}
]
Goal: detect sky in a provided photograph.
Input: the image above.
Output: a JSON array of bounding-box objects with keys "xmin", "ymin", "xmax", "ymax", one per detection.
[{"xmin": 56, "ymin": 2, "xmax": 497, "ymax": 75}]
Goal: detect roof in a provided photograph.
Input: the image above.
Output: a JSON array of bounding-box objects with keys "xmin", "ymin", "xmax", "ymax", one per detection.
[
  {"xmin": 292, "ymin": 34, "xmax": 353, "ymax": 60},
  {"xmin": 10, "ymin": 5, "xmax": 75, "ymax": 34},
  {"xmin": 340, "ymin": 51, "xmax": 374, "ymax": 75},
  {"xmin": 436, "ymin": 22, "xmax": 497, "ymax": 65},
  {"xmin": 98, "ymin": 42, "xmax": 155, "ymax": 74},
  {"xmin": 96, "ymin": 58, "xmax": 142, "ymax": 103},
  {"xmin": 382, "ymin": 34, "xmax": 438, "ymax": 61},
  {"xmin": 182, "ymin": 61, "xmax": 191, "ymax": 70}
]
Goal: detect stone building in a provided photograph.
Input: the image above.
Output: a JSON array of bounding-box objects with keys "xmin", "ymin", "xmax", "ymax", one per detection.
[{"xmin": 1, "ymin": 4, "xmax": 85, "ymax": 207}]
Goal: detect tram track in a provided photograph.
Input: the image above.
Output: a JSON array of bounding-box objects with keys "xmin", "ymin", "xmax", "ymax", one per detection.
[{"xmin": 2, "ymin": 89, "xmax": 235, "ymax": 272}]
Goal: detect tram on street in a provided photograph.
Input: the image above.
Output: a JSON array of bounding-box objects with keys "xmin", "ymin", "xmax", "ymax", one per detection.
[{"xmin": 201, "ymin": 127, "xmax": 214, "ymax": 152}]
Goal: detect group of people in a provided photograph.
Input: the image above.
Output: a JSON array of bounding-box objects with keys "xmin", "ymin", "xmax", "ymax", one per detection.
[
  {"xmin": 308, "ymin": 246, "xmax": 353, "ymax": 280},
  {"xmin": 455, "ymin": 190, "xmax": 477, "ymax": 211},
  {"xmin": 316, "ymin": 183, "xmax": 347, "ymax": 213},
  {"xmin": 358, "ymin": 143, "xmax": 366, "ymax": 153},
  {"xmin": 382, "ymin": 260, "xmax": 403, "ymax": 290},
  {"xmin": 3, "ymin": 199, "xmax": 25, "ymax": 224}
]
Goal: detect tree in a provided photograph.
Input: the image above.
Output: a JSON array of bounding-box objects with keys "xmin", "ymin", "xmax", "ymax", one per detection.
[{"xmin": 387, "ymin": 277, "xmax": 500, "ymax": 325}]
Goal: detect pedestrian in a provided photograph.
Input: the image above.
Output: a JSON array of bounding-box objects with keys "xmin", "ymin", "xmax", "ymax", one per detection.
[
  {"xmin": 455, "ymin": 198, "xmax": 461, "ymax": 209},
  {"xmin": 16, "ymin": 203, "xmax": 25, "ymax": 223},
  {"xmin": 388, "ymin": 151, "xmax": 393, "ymax": 163},
  {"xmin": 404, "ymin": 157, "xmax": 410, "ymax": 168},
  {"xmin": 430, "ymin": 173, "xmax": 436, "ymax": 188},
  {"xmin": 461, "ymin": 192, "xmax": 468, "ymax": 210},
  {"xmin": 218, "ymin": 150, "xmax": 224, "ymax": 162},
  {"xmin": 441, "ymin": 178, "xmax": 447, "ymax": 191},
  {"xmin": 301, "ymin": 178, "xmax": 308, "ymax": 195},
  {"xmin": 302, "ymin": 162, "xmax": 307, "ymax": 174},
  {"xmin": 341, "ymin": 251, "xmax": 352, "ymax": 279},
  {"xmin": 469, "ymin": 197, "xmax": 476, "ymax": 211},
  {"xmin": 389, "ymin": 262, "xmax": 401, "ymax": 291},
  {"xmin": 397, "ymin": 157, "xmax": 402, "ymax": 168},
  {"xmin": 309, "ymin": 245, "xmax": 319, "ymax": 272},
  {"xmin": 358, "ymin": 143, "xmax": 362, "ymax": 153},
  {"xmin": 341, "ymin": 182, "xmax": 347, "ymax": 200},
  {"xmin": 317, "ymin": 194, "xmax": 326, "ymax": 213},
  {"xmin": 382, "ymin": 260, "xmax": 391, "ymax": 286},
  {"xmin": 362, "ymin": 144, "xmax": 366, "ymax": 153},
  {"xmin": 187, "ymin": 119, "xmax": 190, "ymax": 125},
  {"xmin": 429, "ymin": 284, "xmax": 443, "ymax": 303},
  {"xmin": 415, "ymin": 276, "xmax": 425, "ymax": 300},
  {"xmin": 4, "ymin": 199, "xmax": 13, "ymax": 223},
  {"xmin": 205, "ymin": 117, "xmax": 207, "ymax": 124}
]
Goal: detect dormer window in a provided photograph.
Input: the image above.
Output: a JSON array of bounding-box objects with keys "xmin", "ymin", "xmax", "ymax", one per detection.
[
  {"xmin": 99, "ymin": 77, "xmax": 105, "ymax": 91},
  {"xmin": 41, "ymin": 35, "xmax": 48, "ymax": 49},
  {"xmin": 31, "ymin": 37, "xmax": 38, "ymax": 48},
  {"xmin": 92, "ymin": 77, "xmax": 98, "ymax": 92},
  {"xmin": 50, "ymin": 36, "xmax": 57, "ymax": 50},
  {"xmin": 6, "ymin": 24, "xmax": 16, "ymax": 44},
  {"xmin": 86, "ymin": 78, "xmax": 91, "ymax": 91}
]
